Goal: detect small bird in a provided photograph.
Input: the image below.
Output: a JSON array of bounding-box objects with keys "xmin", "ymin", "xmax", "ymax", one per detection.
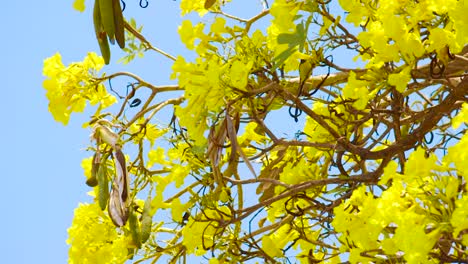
[
  {"xmin": 298, "ymin": 58, "xmax": 315, "ymax": 96},
  {"xmin": 289, "ymin": 56, "xmax": 316, "ymax": 122}
]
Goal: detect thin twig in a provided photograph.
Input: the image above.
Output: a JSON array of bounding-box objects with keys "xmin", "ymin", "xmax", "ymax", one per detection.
[{"xmin": 125, "ymin": 22, "xmax": 177, "ymax": 61}]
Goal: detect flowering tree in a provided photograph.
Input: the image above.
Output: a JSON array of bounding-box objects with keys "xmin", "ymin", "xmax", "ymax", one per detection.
[{"xmin": 43, "ymin": 0, "xmax": 468, "ymax": 263}]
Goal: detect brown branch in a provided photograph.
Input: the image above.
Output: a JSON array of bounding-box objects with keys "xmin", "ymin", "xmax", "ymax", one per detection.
[
  {"xmin": 360, "ymin": 76, "xmax": 468, "ymax": 160},
  {"xmin": 233, "ymin": 175, "xmax": 375, "ymax": 222},
  {"xmin": 223, "ymin": 176, "xmax": 290, "ymax": 188},
  {"xmin": 124, "ymin": 22, "xmax": 177, "ymax": 61}
]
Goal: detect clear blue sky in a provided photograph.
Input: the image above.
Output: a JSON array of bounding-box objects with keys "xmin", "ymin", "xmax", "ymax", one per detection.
[{"xmin": 2, "ymin": 1, "xmax": 348, "ymax": 263}]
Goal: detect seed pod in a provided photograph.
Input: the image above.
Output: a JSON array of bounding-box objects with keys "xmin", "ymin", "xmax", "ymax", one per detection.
[
  {"xmin": 98, "ymin": 161, "xmax": 109, "ymax": 210},
  {"xmin": 108, "ymin": 188, "xmax": 127, "ymax": 226},
  {"xmin": 87, "ymin": 152, "xmax": 100, "ymax": 187},
  {"xmin": 112, "ymin": 0, "xmax": 125, "ymax": 48},
  {"xmin": 128, "ymin": 205, "xmax": 141, "ymax": 248},
  {"xmin": 93, "ymin": 0, "xmax": 111, "ymax": 64},
  {"xmin": 108, "ymin": 148, "xmax": 129, "ymax": 226},
  {"xmin": 99, "ymin": 0, "xmax": 115, "ymax": 41},
  {"xmin": 86, "ymin": 176, "xmax": 98, "ymax": 187},
  {"xmin": 140, "ymin": 195, "xmax": 153, "ymax": 244}
]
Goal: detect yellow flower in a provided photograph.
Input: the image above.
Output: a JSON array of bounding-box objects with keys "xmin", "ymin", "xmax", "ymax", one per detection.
[
  {"xmin": 81, "ymin": 156, "xmax": 93, "ymax": 179},
  {"xmin": 451, "ymin": 194, "xmax": 468, "ymax": 237},
  {"xmin": 427, "ymin": 28, "xmax": 458, "ymax": 53},
  {"xmin": 42, "ymin": 52, "xmax": 116, "ymax": 125},
  {"xmin": 67, "ymin": 203, "xmax": 128, "ymax": 264},
  {"xmin": 147, "ymin": 147, "xmax": 170, "ymax": 167},
  {"xmin": 452, "ymin": 103, "xmax": 468, "ymax": 129},
  {"xmin": 342, "ymin": 71, "xmax": 373, "ymax": 109},
  {"xmin": 73, "ymin": 0, "xmax": 85, "ymax": 12},
  {"xmin": 170, "ymin": 198, "xmax": 188, "ymax": 222},
  {"xmin": 180, "ymin": 0, "xmax": 208, "ymax": 16},
  {"xmin": 445, "ymin": 133, "xmax": 468, "ymax": 184},
  {"xmin": 179, "ymin": 20, "xmax": 205, "ymax": 50},
  {"xmin": 388, "ymin": 66, "xmax": 412, "ymax": 93},
  {"xmin": 339, "ymin": 0, "xmax": 371, "ymax": 26},
  {"xmin": 229, "ymin": 60, "xmax": 253, "ymax": 91},
  {"xmin": 169, "ymin": 164, "xmax": 190, "ymax": 187},
  {"xmin": 43, "ymin": 53, "xmax": 64, "ymax": 77},
  {"xmin": 404, "ymin": 148, "xmax": 437, "ymax": 179},
  {"xmin": 181, "ymin": 206, "xmax": 231, "ymax": 254},
  {"xmin": 210, "ymin": 17, "xmax": 226, "ymax": 35},
  {"xmin": 262, "ymin": 224, "xmax": 299, "ymax": 258}
]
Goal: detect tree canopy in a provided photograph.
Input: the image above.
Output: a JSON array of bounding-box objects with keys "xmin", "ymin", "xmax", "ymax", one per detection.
[{"xmin": 43, "ymin": 0, "xmax": 468, "ymax": 263}]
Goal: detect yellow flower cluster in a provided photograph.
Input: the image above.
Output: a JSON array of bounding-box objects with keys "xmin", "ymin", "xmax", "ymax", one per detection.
[
  {"xmin": 67, "ymin": 203, "xmax": 128, "ymax": 264},
  {"xmin": 128, "ymin": 118, "xmax": 167, "ymax": 147},
  {"xmin": 172, "ymin": 55, "xmax": 226, "ymax": 145},
  {"xmin": 42, "ymin": 52, "xmax": 116, "ymax": 125},
  {"xmin": 332, "ymin": 147, "xmax": 468, "ymax": 263},
  {"xmin": 181, "ymin": 206, "xmax": 231, "ymax": 255},
  {"xmin": 338, "ymin": 0, "xmax": 467, "ymax": 112},
  {"xmin": 264, "ymin": 147, "xmax": 326, "ymax": 227},
  {"xmin": 262, "ymin": 224, "xmax": 299, "ymax": 258},
  {"xmin": 173, "ymin": 19, "xmax": 268, "ymax": 146},
  {"xmin": 344, "ymin": 0, "xmax": 467, "ymax": 66},
  {"xmin": 179, "ymin": 0, "xmax": 232, "ymax": 16}
]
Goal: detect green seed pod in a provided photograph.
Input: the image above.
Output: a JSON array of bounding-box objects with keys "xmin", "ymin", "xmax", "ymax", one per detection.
[
  {"xmin": 98, "ymin": 161, "xmax": 109, "ymax": 210},
  {"xmin": 87, "ymin": 152, "xmax": 100, "ymax": 187},
  {"xmin": 140, "ymin": 195, "xmax": 153, "ymax": 244},
  {"xmin": 128, "ymin": 205, "xmax": 142, "ymax": 248},
  {"xmin": 93, "ymin": 0, "xmax": 111, "ymax": 64},
  {"xmin": 99, "ymin": 0, "xmax": 115, "ymax": 40},
  {"xmin": 112, "ymin": 0, "xmax": 125, "ymax": 48}
]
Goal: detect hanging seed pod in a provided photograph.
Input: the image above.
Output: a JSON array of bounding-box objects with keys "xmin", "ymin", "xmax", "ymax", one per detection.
[
  {"xmin": 108, "ymin": 148, "xmax": 130, "ymax": 226},
  {"xmin": 86, "ymin": 152, "xmax": 100, "ymax": 187},
  {"xmin": 98, "ymin": 159, "xmax": 109, "ymax": 210},
  {"xmin": 128, "ymin": 205, "xmax": 142, "ymax": 248},
  {"xmin": 140, "ymin": 195, "xmax": 153, "ymax": 244}
]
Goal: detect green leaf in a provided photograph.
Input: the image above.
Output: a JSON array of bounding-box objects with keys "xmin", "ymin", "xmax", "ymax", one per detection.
[
  {"xmin": 277, "ymin": 22, "xmax": 306, "ymax": 49},
  {"xmin": 274, "ymin": 22, "xmax": 308, "ymax": 68},
  {"xmin": 273, "ymin": 47, "xmax": 297, "ymax": 69}
]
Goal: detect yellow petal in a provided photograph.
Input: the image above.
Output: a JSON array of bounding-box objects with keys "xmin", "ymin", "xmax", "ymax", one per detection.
[{"xmin": 73, "ymin": 0, "xmax": 85, "ymax": 12}]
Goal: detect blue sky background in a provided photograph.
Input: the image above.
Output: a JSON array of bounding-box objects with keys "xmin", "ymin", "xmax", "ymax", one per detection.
[{"xmin": 2, "ymin": 1, "xmax": 349, "ymax": 263}]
